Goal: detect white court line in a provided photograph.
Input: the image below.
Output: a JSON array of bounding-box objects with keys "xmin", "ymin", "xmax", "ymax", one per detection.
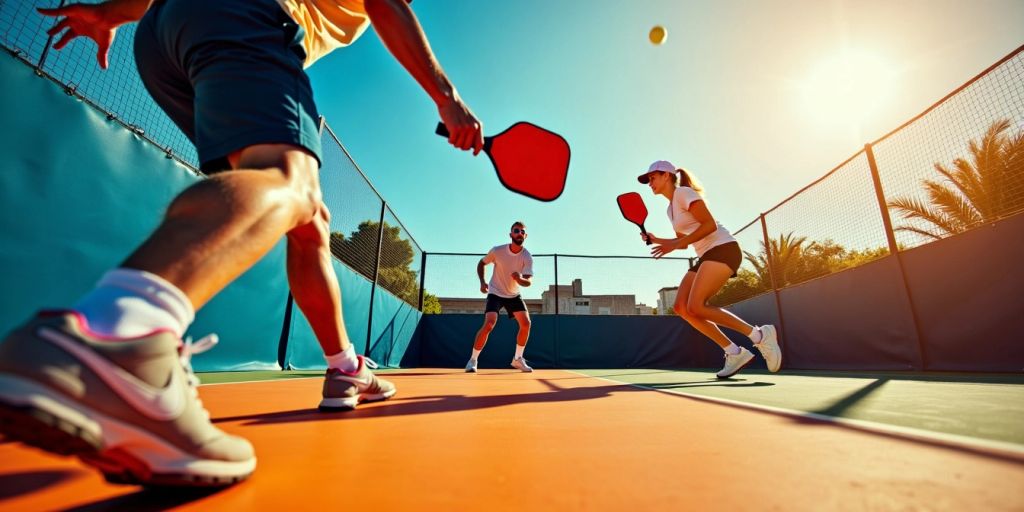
[{"xmin": 568, "ymin": 369, "xmax": 1024, "ymax": 460}]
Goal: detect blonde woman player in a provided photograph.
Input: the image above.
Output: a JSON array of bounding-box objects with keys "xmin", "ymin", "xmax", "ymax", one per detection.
[{"xmin": 638, "ymin": 160, "xmax": 782, "ymax": 378}]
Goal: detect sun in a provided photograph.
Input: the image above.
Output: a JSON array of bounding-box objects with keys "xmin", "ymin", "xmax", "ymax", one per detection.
[{"xmin": 798, "ymin": 49, "xmax": 898, "ymax": 128}]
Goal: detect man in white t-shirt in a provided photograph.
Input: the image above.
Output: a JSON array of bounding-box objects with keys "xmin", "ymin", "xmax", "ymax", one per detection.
[{"xmin": 467, "ymin": 221, "xmax": 535, "ymax": 373}]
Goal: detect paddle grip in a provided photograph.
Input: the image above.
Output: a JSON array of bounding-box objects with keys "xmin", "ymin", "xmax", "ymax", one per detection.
[{"xmin": 640, "ymin": 225, "xmax": 652, "ymax": 245}]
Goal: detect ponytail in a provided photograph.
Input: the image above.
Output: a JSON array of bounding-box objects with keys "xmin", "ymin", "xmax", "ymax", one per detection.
[{"xmin": 675, "ymin": 168, "xmax": 704, "ymax": 196}]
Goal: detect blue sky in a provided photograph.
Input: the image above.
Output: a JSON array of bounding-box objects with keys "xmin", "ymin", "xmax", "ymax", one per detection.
[{"xmin": 307, "ymin": 0, "xmax": 1024, "ymax": 261}]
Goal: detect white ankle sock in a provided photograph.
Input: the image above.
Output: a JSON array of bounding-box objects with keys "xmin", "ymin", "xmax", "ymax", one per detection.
[
  {"xmin": 73, "ymin": 268, "xmax": 194, "ymax": 339},
  {"xmin": 724, "ymin": 343, "xmax": 742, "ymax": 355},
  {"xmin": 471, "ymin": 348, "xmax": 482, "ymax": 361},
  {"xmin": 749, "ymin": 326, "xmax": 763, "ymax": 344},
  {"xmin": 514, "ymin": 344, "xmax": 526, "ymax": 359},
  {"xmin": 325, "ymin": 345, "xmax": 360, "ymax": 373}
]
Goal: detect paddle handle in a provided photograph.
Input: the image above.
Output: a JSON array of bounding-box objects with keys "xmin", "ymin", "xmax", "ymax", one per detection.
[{"xmin": 640, "ymin": 225, "xmax": 652, "ymax": 245}]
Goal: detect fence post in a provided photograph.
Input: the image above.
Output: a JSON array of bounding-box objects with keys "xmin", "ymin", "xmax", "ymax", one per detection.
[
  {"xmin": 35, "ymin": 0, "xmax": 67, "ymax": 71},
  {"xmin": 865, "ymin": 144, "xmax": 900, "ymax": 256},
  {"xmin": 760, "ymin": 214, "xmax": 788, "ymax": 341},
  {"xmin": 553, "ymin": 254, "xmax": 559, "ymax": 368},
  {"xmin": 865, "ymin": 143, "xmax": 928, "ymax": 370},
  {"xmin": 364, "ymin": 201, "xmax": 387, "ymax": 356},
  {"xmin": 418, "ymin": 252, "xmax": 427, "ymax": 311},
  {"xmin": 553, "ymin": 254, "xmax": 559, "ymax": 315}
]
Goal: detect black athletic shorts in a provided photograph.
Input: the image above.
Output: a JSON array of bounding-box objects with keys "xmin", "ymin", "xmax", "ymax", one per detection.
[
  {"xmin": 688, "ymin": 241, "xmax": 742, "ymax": 278},
  {"xmin": 485, "ymin": 293, "xmax": 527, "ymax": 318}
]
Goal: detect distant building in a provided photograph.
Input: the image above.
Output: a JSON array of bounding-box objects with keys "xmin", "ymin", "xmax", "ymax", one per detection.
[
  {"xmin": 657, "ymin": 286, "xmax": 678, "ymax": 315},
  {"xmin": 540, "ymin": 279, "xmax": 637, "ymax": 315},
  {"xmin": 438, "ymin": 297, "xmax": 543, "ymax": 315},
  {"xmin": 635, "ymin": 303, "xmax": 654, "ymax": 315}
]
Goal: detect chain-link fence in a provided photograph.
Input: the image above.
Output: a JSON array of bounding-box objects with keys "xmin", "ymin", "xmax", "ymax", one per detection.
[
  {"xmin": 2, "ymin": 2, "xmax": 1020, "ymax": 327},
  {"xmin": 2, "ymin": 0, "xmax": 199, "ymax": 168},
  {"xmin": 714, "ymin": 45, "xmax": 1024, "ymax": 307},
  {"xmin": 420, "ymin": 46, "xmax": 1023, "ymax": 314},
  {"xmin": 423, "ymin": 253, "xmax": 693, "ymax": 316},
  {"xmin": 1, "ymin": 2, "xmax": 425, "ymax": 353}
]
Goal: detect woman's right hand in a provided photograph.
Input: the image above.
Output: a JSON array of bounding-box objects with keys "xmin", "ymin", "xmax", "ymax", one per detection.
[{"xmin": 642, "ymin": 233, "xmax": 665, "ymax": 245}]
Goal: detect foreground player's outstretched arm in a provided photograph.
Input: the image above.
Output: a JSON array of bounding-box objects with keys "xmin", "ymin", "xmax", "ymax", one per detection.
[
  {"xmin": 364, "ymin": 0, "xmax": 483, "ymax": 154},
  {"xmin": 38, "ymin": 0, "xmax": 154, "ymax": 69}
]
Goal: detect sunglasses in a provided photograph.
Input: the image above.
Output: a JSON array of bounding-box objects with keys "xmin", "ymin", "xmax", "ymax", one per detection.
[{"xmin": 512, "ymin": 229, "xmax": 527, "ymax": 234}]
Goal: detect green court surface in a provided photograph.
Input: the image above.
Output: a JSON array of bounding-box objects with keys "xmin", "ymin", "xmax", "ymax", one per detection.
[
  {"xmin": 198, "ymin": 368, "xmax": 1024, "ymax": 447},
  {"xmin": 579, "ymin": 369, "xmax": 1024, "ymax": 446}
]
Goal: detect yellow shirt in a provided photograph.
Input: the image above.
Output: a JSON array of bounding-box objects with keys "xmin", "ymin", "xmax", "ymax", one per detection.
[{"xmin": 276, "ymin": 0, "xmax": 371, "ymax": 67}]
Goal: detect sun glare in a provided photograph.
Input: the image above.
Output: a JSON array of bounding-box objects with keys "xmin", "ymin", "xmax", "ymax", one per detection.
[{"xmin": 798, "ymin": 50, "xmax": 898, "ymax": 128}]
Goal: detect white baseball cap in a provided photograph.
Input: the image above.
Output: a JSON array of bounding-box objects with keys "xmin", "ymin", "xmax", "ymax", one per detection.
[{"xmin": 637, "ymin": 160, "xmax": 677, "ymax": 183}]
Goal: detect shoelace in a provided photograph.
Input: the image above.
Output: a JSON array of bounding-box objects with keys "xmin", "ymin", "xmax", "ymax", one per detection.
[
  {"xmin": 361, "ymin": 356, "xmax": 380, "ymax": 370},
  {"xmin": 180, "ymin": 334, "xmax": 219, "ymax": 419}
]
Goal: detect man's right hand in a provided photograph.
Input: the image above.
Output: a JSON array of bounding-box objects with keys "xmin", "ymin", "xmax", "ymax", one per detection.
[
  {"xmin": 480, "ymin": 282, "xmax": 489, "ymax": 294},
  {"xmin": 438, "ymin": 91, "xmax": 484, "ymax": 155},
  {"xmin": 38, "ymin": 3, "xmax": 123, "ymax": 69}
]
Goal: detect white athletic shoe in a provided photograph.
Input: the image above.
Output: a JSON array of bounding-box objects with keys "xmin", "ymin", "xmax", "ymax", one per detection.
[
  {"xmin": 465, "ymin": 359, "xmax": 478, "ymax": 373},
  {"xmin": 716, "ymin": 347, "xmax": 754, "ymax": 378},
  {"xmin": 511, "ymin": 357, "xmax": 533, "ymax": 373},
  {"xmin": 753, "ymin": 325, "xmax": 782, "ymax": 372}
]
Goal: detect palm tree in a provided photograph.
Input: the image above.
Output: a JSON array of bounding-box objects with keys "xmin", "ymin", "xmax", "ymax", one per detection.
[
  {"xmin": 887, "ymin": 119, "xmax": 1024, "ymax": 241},
  {"xmin": 744, "ymin": 232, "xmax": 810, "ymax": 287}
]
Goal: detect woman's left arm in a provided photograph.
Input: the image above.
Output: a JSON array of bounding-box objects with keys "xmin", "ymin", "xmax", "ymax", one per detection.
[
  {"xmin": 652, "ymin": 200, "xmax": 719, "ymax": 258},
  {"xmin": 675, "ymin": 200, "xmax": 718, "ymax": 249}
]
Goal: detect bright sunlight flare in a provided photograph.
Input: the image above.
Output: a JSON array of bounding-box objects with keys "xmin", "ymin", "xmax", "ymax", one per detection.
[{"xmin": 798, "ymin": 49, "xmax": 899, "ymax": 127}]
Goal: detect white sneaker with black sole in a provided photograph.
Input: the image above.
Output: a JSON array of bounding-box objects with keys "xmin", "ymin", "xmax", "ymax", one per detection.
[{"xmin": 716, "ymin": 347, "xmax": 755, "ymax": 378}]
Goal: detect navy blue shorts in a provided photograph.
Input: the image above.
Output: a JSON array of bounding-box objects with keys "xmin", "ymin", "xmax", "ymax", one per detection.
[{"xmin": 134, "ymin": 0, "xmax": 322, "ymax": 173}]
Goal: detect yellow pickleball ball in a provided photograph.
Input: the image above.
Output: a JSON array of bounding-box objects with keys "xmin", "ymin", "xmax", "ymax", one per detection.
[{"xmin": 649, "ymin": 25, "xmax": 667, "ymax": 45}]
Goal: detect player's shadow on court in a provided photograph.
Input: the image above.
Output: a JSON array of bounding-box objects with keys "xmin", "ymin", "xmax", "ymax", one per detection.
[
  {"xmin": 60, "ymin": 487, "xmax": 226, "ymax": 511},
  {"xmin": 213, "ymin": 379, "xmax": 775, "ymax": 426},
  {"xmin": 0, "ymin": 469, "xmax": 80, "ymax": 499}
]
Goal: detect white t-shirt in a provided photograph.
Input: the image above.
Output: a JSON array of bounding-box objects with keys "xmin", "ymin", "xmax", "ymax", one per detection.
[
  {"xmin": 666, "ymin": 187, "xmax": 736, "ymax": 257},
  {"xmin": 482, "ymin": 244, "xmax": 534, "ymax": 298}
]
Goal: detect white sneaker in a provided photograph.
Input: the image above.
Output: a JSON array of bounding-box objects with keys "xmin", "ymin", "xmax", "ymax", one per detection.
[
  {"xmin": 465, "ymin": 359, "xmax": 478, "ymax": 373},
  {"xmin": 753, "ymin": 325, "xmax": 782, "ymax": 372},
  {"xmin": 716, "ymin": 347, "xmax": 754, "ymax": 378},
  {"xmin": 511, "ymin": 357, "xmax": 533, "ymax": 373}
]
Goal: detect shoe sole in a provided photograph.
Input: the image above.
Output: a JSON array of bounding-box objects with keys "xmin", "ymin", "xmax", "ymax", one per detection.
[
  {"xmin": 318, "ymin": 388, "xmax": 397, "ymax": 412},
  {"xmin": 0, "ymin": 374, "xmax": 255, "ymax": 487},
  {"xmin": 716, "ymin": 354, "xmax": 755, "ymax": 379}
]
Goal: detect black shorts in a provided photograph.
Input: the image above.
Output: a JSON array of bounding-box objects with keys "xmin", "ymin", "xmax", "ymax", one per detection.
[
  {"xmin": 485, "ymin": 294, "xmax": 528, "ymax": 318},
  {"xmin": 688, "ymin": 241, "xmax": 742, "ymax": 278}
]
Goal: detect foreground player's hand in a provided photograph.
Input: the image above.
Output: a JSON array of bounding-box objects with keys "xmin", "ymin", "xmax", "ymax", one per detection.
[
  {"xmin": 38, "ymin": 3, "xmax": 121, "ymax": 69},
  {"xmin": 480, "ymin": 283, "xmax": 489, "ymax": 294},
  {"xmin": 511, "ymin": 272, "xmax": 521, "ymax": 282},
  {"xmin": 438, "ymin": 91, "xmax": 484, "ymax": 155}
]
